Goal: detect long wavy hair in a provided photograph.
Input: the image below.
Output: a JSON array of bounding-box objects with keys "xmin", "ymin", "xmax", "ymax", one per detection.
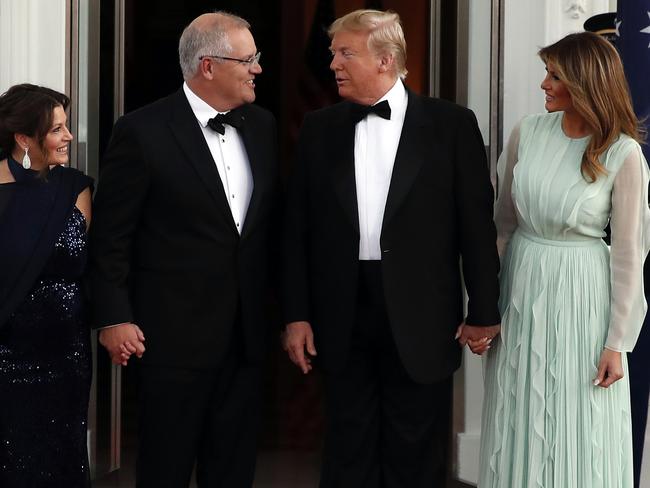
[{"xmin": 539, "ymin": 32, "xmax": 644, "ymax": 182}]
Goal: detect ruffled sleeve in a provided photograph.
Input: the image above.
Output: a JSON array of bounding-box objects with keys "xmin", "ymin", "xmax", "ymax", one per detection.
[
  {"xmin": 494, "ymin": 121, "xmax": 521, "ymax": 258},
  {"xmin": 605, "ymin": 142, "xmax": 650, "ymax": 352}
]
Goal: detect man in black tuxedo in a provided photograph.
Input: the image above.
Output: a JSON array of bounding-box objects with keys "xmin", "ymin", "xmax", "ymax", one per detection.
[
  {"xmin": 90, "ymin": 12, "xmax": 278, "ymax": 488},
  {"xmin": 282, "ymin": 9, "xmax": 500, "ymax": 487}
]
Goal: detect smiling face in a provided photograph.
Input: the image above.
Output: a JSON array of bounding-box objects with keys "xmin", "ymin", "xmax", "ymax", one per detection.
[
  {"xmin": 208, "ymin": 27, "xmax": 261, "ymax": 110},
  {"xmin": 16, "ymin": 105, "xmax": 73, "ymax": 168},
  {"xmin": 44, "ymin": 106, "xmax": 73, "ymax": 165},
  {"xmin": 329, "ymin": 29, "xmax": 385, "ymax": 105},
  {"xmin": 540, "ymin": 62, "xmax": 574, "ymax": 113}
]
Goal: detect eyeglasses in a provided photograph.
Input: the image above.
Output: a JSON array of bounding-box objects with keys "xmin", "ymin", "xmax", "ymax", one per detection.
[{"xmin": 199, "ymin": 52, "xmax": 262, "ymax": 66}]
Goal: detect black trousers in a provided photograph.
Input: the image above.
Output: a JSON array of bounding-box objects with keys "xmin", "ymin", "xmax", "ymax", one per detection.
[
  {"xmin": 320, "ymin": 261, "xmax": 452, "ymax": 488},
  {"xmin": 134, "ymin": 328, "xmax": 262, "ymax": 488}
]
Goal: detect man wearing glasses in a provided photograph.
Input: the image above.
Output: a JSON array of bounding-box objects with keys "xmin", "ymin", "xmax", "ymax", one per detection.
[{"xmin": 90, "ymin": 11, "xmax": 278, "ymax": 488}]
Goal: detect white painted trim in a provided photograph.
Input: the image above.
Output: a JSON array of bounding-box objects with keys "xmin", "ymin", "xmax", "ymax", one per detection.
[{"xmin": 457, "ymin": 432, "xmax": 481, "ymax": 485}]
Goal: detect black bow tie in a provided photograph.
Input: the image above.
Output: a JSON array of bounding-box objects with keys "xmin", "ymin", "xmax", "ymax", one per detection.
[
  {"xmin": 349, "ymin": 100, "xmax": 391, "ymax": 124},
  {"xmin": 207, "ymin": 109, "xmax": 245, "ymax": 135}
]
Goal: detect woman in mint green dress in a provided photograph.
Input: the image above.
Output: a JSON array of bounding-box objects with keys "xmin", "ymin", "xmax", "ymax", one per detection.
[{"xmin": 477, "ymin": 33, "xmax": 650, "ymax": 487}]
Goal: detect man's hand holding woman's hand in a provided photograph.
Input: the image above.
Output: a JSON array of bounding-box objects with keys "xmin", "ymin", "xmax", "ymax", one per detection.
[
  {"xmin": 456, "ymin": 322, "xmax": 501, "ymax": 356},
  {"xmin": 99, "ymin": 322, "xmax": 146, "ymax": 366}
]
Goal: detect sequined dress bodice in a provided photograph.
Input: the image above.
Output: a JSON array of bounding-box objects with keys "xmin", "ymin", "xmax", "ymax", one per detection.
[{"xmin": 2, "ymin": 207, "xmax": 89, "ymax": 356}]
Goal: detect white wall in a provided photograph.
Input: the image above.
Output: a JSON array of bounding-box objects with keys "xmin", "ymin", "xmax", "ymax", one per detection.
[{"xmin": 0, "ymin": 0, "xmax": 67, "ymax": 94}]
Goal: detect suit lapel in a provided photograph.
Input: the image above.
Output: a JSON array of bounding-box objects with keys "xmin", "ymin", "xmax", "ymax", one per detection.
[
  {"xmin": 382, "ymin": 90, "xmax": 428, "ymax": 228},
  {"xmin": 167, "ymin": 90, "xmax": 238, "ymax": 234},
  {"xmin": 330, "ymin": 103, "xmax": 360, "ymax": 234}
]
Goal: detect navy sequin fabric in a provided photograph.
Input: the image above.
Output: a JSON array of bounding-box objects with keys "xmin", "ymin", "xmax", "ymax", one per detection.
[{"xmin": 0, "ymin": 207, "xmax": 91, "ymax": 487}]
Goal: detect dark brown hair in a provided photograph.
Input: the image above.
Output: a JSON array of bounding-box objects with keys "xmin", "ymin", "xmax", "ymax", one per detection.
[
  {"xmin": 0, "ymin": 84, "xmax": 70, "ymax": 163},
  {"xmin": 539, "ymin": 32, "xmax": 644, "ymax": 182}
]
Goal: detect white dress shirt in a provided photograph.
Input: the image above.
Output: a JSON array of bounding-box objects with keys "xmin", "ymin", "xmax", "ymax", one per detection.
[
  {"xmin": 183, "ymin": 83, "xmax": 253, "ymax": 234},
  {"xmin": 355, "ymin": 78, "xmax": 408, "ymax": 260}
]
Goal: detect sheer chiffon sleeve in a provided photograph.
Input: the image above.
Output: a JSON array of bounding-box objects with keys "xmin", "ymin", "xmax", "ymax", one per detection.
[
  {"xmin": 494, "ymin": 122, "xmax": 521, "ymax": 258},
  {"xmin": 605, "ymin": 143, "xmax": 650, "ymax": 352}
]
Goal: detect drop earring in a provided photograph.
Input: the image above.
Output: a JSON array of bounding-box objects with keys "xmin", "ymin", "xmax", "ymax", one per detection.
[{"xmin": 22, "ymin": 146, "xmax": 31, "ymax": 170}]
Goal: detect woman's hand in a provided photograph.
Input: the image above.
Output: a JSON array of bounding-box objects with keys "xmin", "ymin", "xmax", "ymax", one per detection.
[
  {"xmin": 593, "ymin": 348, "xmax": 624, "ymax": 388},
  {"xmin": 455, "ymin": 322, "xmax": 499, "ymax": 355},
  {"xmin": 467, "ymin": 337, "xmax": 492, "ymax": 355}
]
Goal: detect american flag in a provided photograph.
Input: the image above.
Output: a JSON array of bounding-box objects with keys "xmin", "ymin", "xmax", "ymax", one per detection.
[
  {"xmin": 618, "ymin": 5, "xmax": 650, "ymax": 488},
  {"xmin": 617, "ymin": 0, "xmax": 650, "ymax": 162}
]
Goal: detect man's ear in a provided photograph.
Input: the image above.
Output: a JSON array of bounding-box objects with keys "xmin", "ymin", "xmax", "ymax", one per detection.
[
  {"xmin": 199, "ymin": 57, "xmax": 216, "ymax": 80},
  {"xmin": 378, "ymin": 52, "xmax": 395, "ymax": 73}
]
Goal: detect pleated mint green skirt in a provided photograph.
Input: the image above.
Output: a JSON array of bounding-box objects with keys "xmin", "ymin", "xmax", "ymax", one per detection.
[{"xmin": 478, "ymin": 230, "xmax": 633, "ymax": 488}]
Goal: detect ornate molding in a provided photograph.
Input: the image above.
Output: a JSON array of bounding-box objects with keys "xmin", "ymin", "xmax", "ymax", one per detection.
[{"xmin": 564, "ymin": 0, "xmax": 587, "ymax": 19}]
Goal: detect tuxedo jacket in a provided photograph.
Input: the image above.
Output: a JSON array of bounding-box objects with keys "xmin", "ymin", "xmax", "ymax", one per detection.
[
  {"xmin": 90, "ymin": 89, "xmax": 278, "ymax": 369},
  {"xmin": 282, "ymin": 89, "xmax": 500, "ymax": 384}
]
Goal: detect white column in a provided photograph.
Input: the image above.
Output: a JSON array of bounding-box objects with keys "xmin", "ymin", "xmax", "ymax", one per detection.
[
  {"xmin": 455, "ymin": 0, "xmax": 491, "ymax": 479},
  {"xmin": 0, "ymin": 0, "xmax": 67, "ymax": 94},
  {"xmin": 455, "ymin": 351, "xmax": 486, "ymax": 483},
  {"xmin": 467, "ymin": 0, "xmax": 491, "ymax": 143}
]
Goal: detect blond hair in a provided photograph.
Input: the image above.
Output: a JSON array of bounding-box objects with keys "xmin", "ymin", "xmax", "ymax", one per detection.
[
  {"xmin": 539, "ymin": 32, "xmax": 644, "ymax": 182},
  {"xmin": 329, "ymin": 9, "xmax": 407, "ymax": 79}
]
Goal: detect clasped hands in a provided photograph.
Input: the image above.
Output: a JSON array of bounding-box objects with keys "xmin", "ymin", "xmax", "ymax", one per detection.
[
  {"xmin": 99, "ymin": 322, "xmax": 146, "ymax": 366},
  {"xmin": 456, "ymin": 322, "xmax": 501, "ymax": 356}
]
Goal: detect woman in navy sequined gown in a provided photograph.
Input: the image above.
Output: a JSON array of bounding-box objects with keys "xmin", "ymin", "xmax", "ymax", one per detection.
[{"xmin": 0, "ymin": 84, "xmax": 93, "ymax": 487}]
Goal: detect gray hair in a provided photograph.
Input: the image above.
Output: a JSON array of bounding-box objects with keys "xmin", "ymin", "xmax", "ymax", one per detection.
[
  {"xmin": 329, "ymin": 9, "xmax": 407, "ymax": 79},
  {"xmin": 178, "ymin": 11, "xmax": 251, "ymax": 80}
]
